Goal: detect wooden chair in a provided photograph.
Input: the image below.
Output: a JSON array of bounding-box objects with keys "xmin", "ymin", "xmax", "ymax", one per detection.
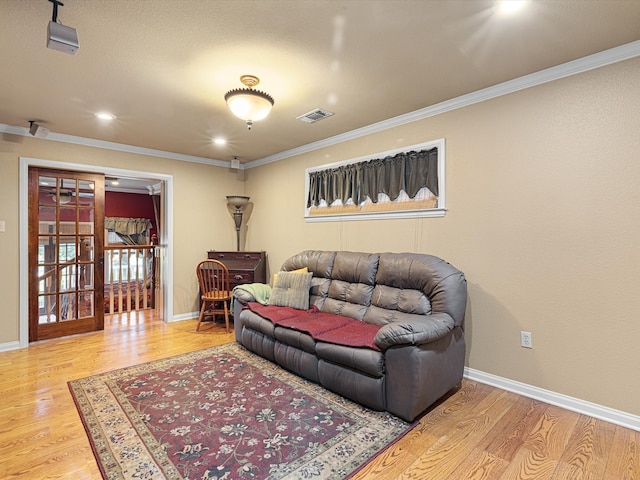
[{"xmin": 196, "ymin": 259, "xmax": 232, "ymax": 333}]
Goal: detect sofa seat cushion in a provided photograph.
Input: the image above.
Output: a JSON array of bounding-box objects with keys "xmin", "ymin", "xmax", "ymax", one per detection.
[
  {"xmin": 247, "ymin": 302, "xmax": 305, "ymax": 323},
  {"xmin": 316, "ymin": 343, "xmax": 385, "ymax": 378},
  {"xmin": 246, "ymin": 302, "xmax": 382, "ymax": 351},
  {"xmin": 243, "ymin": 310, "xmax": 276, "ymax": 338},
  {"xmin": 248, "ymin": 302, "xmax": 349, "ymax": 334},
  {"xmin": 312, "ymin": 321, "xmax": 381, "ymax": 351},
  {"xmin": 274, "ymin": 326, "xmax": 316, "ymax": 354}
]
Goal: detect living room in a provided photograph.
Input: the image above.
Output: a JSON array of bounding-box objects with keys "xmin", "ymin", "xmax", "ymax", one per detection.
[{"xmin": 1, "ymin": 1, "xmax": 639, "ymax": 478}]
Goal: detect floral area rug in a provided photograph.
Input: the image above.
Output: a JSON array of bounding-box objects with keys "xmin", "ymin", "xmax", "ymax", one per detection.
[{"xmin": 68, "ymin": 343, "xmax": 414, "ymax": 480}]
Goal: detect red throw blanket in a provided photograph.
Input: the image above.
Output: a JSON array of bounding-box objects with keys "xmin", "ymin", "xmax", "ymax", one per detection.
[{"xmin": 246, "ymin": 302, "xmax": 381, "ymax": 351}]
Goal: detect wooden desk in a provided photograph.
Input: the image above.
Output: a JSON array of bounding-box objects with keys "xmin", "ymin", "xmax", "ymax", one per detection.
[{"xmin": 207, "ymin": 251, "xmax": 266, "ymax": 290}]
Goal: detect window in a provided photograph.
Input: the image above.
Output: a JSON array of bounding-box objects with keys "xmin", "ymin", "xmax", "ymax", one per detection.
[{"xmin": 305, "ymin": 139, "xmax": 445, "ymax": 221}]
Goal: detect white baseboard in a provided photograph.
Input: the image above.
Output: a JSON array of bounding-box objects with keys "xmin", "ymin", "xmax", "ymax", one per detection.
[
  {"xmin": 0, "ymin": 312, "xmax": 201, "ymax": 350},
  {"xmin": 5, "ymin": 330, "xmax": 633, "ymax": 431},
  {"xmin": 0, "ymin": 341, "xmax": 22, "ymax": 352},
  {"xmin": 170, "ymin": 311, "xmax": 198, "ymax": 323},
  {"xmin": 464, "ymin": 367, "xmax": 640, "ymax": 432}
]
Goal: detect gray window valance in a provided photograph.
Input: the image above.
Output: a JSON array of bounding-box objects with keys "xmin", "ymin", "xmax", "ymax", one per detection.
[{"xmin": 307, "ymin": 147, "xmax": 438, "ymax": 208}]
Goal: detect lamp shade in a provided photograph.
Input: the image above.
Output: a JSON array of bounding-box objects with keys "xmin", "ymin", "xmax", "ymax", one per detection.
[
  {"xmin": 225, "ymin": 92, "xmax": 273, "ymax": 121},
  {"xmin": 224, "ymin": 75, "xmax": 274, "ymax": 128},
  {"xmin": 226, "ymin": 195, "xmax": 250, "ymax": 210}
]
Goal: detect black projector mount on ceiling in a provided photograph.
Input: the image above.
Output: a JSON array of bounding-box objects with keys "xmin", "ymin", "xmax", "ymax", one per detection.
[{"xmin": 47, "ymin": 0, "xmax": 79, "ymax": 55}]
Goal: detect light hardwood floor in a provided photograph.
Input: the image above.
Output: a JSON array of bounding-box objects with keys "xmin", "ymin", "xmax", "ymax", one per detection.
[{"xmin": 0, "ymin": 311, "xmax": 638, "ymax": 479}]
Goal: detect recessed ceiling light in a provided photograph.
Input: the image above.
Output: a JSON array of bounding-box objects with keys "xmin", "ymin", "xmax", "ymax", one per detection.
[
  {"xmin": 496, "ymin": 0, "xmax": 527, "ymax": 14},
  {"xmin": 95, "ymin": 112, "xmax": 116, "ymax": 120},
  {"xmin": 213, "ymin": 137, "xmax": 227, "ymax": 145}
]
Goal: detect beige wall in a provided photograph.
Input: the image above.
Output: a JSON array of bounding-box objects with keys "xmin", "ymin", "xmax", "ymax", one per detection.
[
  {"xmin": 0, "ymin": 152, "xmax": 20, "ymax": 343},
  {"xmin": 0, "ymin": 135, "xmax": 245, "ymax": 345},
  {"xmin": 1, "ymin": 57, "xmax": 638, "ymax": 417},
  {"xmin": 244, "ymin": 58, "xmax": 640, "ymax": 416}
]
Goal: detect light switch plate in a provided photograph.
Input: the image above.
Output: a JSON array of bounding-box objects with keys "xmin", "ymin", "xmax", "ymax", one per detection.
[{"xmin": 0, "ymin": 220, "xmax": 5, "ymax": 232}]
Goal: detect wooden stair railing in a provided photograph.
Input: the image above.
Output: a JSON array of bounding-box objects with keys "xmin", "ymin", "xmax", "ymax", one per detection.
[{"xmin": 104, "ymin": 245, "xmax": 156, "ymax": 314}]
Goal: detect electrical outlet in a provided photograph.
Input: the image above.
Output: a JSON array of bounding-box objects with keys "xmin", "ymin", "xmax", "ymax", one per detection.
[{"xmin": 521, "ymin": 331, "xmax": 532, "ymax": 348}]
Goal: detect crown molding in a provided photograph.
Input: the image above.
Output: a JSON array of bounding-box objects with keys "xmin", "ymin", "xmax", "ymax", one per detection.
[
  {"xmin": 2, "ymin": 41, "xmax": 639, "ymax": 170},
  {"xmin": 0, "ymin": 123, "xmax": 229, "ymax": 168},
  {"xmin": 244, "ymin": 40, "xmax": 640, "ymax": 169}
]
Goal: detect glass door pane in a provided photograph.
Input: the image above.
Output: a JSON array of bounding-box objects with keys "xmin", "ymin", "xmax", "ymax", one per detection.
[{"xmin": 29, "ymin": 168, "xmax": 104, "ymax": 341}]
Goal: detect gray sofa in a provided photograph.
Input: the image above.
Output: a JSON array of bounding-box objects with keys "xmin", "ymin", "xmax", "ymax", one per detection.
[{"xmin": 232, "ymin": 250, "xmax": 467, "ymax": 422}]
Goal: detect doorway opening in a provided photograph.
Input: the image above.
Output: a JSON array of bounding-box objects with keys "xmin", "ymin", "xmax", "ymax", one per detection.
[{"xmin": 19, "ymin": 157, "xmax": 173, "ymax": 347}]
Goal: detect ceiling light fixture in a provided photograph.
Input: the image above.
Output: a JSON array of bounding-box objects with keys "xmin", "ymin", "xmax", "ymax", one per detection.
[
  {"xmin": 95, "ymin": 112, "xmax": 116, "ymax": 120},
  {"xmin": 224, "ymin": 75, "xmax": 274, "ymax": 130},
  {"xmin": 496, "ymin": 0, "xmax": 527, "ymax": 14}
]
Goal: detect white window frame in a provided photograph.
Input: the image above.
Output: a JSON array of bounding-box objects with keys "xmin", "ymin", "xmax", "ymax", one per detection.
[{"xmin": 304, "ymin": 138, "xmax": 446, "ymax": 222}]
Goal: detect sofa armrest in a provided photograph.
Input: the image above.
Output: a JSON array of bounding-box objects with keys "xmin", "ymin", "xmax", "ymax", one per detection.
[
  {"xmin": 233, "ymin": 287, "xmax": 255, "ymax": 305},
  {"xmin": 232, "ymin": 283, "xmax": 271, "ymax": 305},
  {"xmin": 374, "ymin": 313, "xmax": 454, "ymax": 350},
  {"xmin": 232, "ymin": 284, "xmax": 272, "ymax": 343},
  {"xmin": 232, "ymin": 283, "xmax": 272, "ymax": 320}
]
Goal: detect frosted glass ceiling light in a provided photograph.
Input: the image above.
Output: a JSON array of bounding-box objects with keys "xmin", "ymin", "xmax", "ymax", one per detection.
[
  {"xmin": 496, "ymin": 0, "xmax": 527, "ymax": 14},
  {"xmin": 95, "ymin": 111, "xmax": 116, "ymax": 120},
  {"xmin": 224, "ymin": 75, "xmax": 274, "ymax": 130}
]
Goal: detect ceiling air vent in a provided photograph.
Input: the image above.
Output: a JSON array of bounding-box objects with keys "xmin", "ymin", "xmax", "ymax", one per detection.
[{"xmin": 296, "ymin": 108, "xmax": 334, "ymax": 124}]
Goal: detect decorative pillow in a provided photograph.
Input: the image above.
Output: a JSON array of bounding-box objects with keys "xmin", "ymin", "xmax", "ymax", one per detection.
[
  {"xmin": 268, "ymin": 271, "xmax": 313, "ymax": 310},
  {"xmin": 272, "ymin": 266, "xmax": 308, "ymax": 286}
]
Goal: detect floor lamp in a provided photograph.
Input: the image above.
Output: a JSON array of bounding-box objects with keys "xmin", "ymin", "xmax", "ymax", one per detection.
[{"xmin": 226, "ymin": 195, "xmax": 250, "ymax": 251}]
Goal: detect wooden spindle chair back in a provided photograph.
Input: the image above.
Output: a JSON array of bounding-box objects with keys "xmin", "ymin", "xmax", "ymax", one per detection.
[{"xmin": 196, "ymin": 259, "xmax": 232, "ymax": 333}]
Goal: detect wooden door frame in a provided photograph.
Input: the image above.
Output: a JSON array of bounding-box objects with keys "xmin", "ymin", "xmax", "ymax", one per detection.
[{"xmin": 18, "ymin": 157, "xmax": 174, "ymax": 348}]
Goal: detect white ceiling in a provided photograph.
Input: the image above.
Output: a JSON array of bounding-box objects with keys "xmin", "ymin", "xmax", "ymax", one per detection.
[{"xmin": 1, "ymin": 1, "xmax": 639, "ymax": 165}]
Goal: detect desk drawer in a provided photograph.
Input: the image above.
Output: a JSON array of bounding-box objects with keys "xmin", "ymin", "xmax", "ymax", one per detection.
[
  {"xmin": 230, "ymin": 272, "xmax": 253, "ymax": 285},
  {"xmin": 209, "ymin": 251, "xmax": 263, "ymax": 262},
  {"xmin": 206, "ymin": 251, "xmax": 267, "ymax": 286}
]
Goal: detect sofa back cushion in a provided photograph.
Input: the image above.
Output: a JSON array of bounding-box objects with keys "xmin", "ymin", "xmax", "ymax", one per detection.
[
  {"xmin": 281, "ymin": 250, "xmax": 336, "ymax": 278},
  {"xmin": 279, "ymin": 250, "xmax": 466, "ymax": 328},
  {"xmin": 363, "ymin": 285, "xmax": 431, "ymax": 326},
  {"xmin": 374, "ymin": 252, "xmax": 467, "ymax": 327},
  {"xmin": 322, "ymin": 280, "xmax": 373, "ymax": 320},
  {"xmin": 330, "ymin": 251, "xmax": 379, "ymax": 285},
  {"xmin": 320, "ymin": 252, "xmax": 378, "ymax": 320}
]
